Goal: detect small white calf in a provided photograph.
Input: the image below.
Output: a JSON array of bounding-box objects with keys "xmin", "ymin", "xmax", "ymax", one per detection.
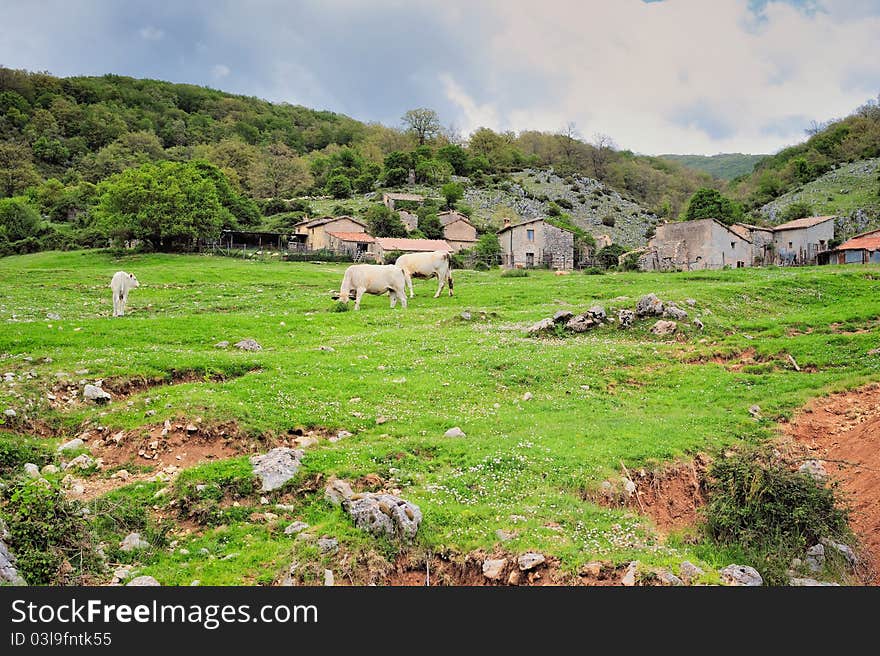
[
  {"xmin": 110, "ymin": 271, "xmax": 139, "ymax": 317},
  {"xmin": 394, "ymin": 251, "xmax": 453, "ymax": 299},
  {"xmin": 339, "ymin": 264, "xmax": 408, "ymax": 311}
]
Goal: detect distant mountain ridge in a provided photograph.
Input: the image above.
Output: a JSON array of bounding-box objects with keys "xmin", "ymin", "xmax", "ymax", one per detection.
[{"xmin": 658, "ymin": 153, "xmax": 766, "ymax": 180}]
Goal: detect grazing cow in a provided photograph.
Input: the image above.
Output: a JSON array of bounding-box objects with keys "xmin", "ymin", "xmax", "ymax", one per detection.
[
  {"xmin": 110, "ymin": 271, "xmax": 139, "ymax": 317},
  {"xmin": 394, "ymin": 251, "xmax": 453, "ymax": 299},
  {"xmin": 339, "ymin": 264, "xmax": 408, "ymax": 311}
]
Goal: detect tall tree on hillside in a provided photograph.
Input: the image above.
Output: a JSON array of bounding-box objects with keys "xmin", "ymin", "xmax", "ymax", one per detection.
[{"xmin": 402, "ymin": 108, "xmax": 441, "ymax": 145}]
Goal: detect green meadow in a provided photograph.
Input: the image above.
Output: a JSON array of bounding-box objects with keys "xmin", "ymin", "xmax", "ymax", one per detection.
[{"xmin": 1, "ymin": 250, "xmax": 879, "ymax": 584}]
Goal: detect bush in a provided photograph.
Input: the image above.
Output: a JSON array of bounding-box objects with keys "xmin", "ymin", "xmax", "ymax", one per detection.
[
  {"xmin": 500, "ymin": 268, "xmax": 528, "ymax": 278},
  {"xmin": 705, "ymin": 447, "xmax": 851, "ymax": 584}
]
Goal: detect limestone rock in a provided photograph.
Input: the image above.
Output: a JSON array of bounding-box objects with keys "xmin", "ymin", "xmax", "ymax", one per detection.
[
  {"xmin": 650, "ymin": 320, "xmax": 677, "ymax": 336},
  {"xmin": 517, "ymin": 552, "xmax": 545, "ymax": 571},
  {"xmin": 343, "ymin": 493, "xmax": 422, "ymax": 541},
  {"xmin": 483, "ymin": 558, "xmax": 506, "ymax": 580},
  {"xmin": 234, "ymin": 339, "xmax": 262, "ymax": 351},
  {"xmin": 720, "ymin": 564, "xmax": 763, "ymax": 586},
  {"xmin": 249, "ymin": 447, "xmax": 303, "ymax": 492},
  {"xmin": 83, "ymin": 384, "xmax": 111, "ymax": 404}
]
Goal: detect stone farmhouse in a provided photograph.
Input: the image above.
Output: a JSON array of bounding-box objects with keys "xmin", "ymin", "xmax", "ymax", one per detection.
[
  {"xmin": 437, "ymin": 210, "xmax": 478, "ymax": 252},
  {"xmin": 497, "ymin": 218, "xmax": 576, "ymax": 270}
]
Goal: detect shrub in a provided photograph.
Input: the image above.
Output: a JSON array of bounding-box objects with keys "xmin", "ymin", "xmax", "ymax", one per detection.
[{"xmin": 500, "ymin": 268, "xmax": 528, "ymax": 278}]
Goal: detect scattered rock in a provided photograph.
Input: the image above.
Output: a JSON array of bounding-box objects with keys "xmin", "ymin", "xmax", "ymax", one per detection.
[
  {"xmin": 522, "ymin": 392, "xmax": 533, "ymax": 401},
  {"xmin": 57, "ymin": 438, "xmax": 84, "ymax": 452},
  {"xmin": 483, "ymin": 558, "xmax": 506, "ymax": 580},
  {"xmin": 617, "ymin": 309, "xmax": 635, "ymax": 329},
  {"xmin": 664, "ymin": 304, "xmax": 688, "ymax": 321},
  {"xmin": 120, "ymin": 532, "xmax": 150, "ymax": 552},
  {"xmin": 657, "ymin": 569, "xmax": 684, "ymax": 586},
  {"xmin": 820, "ymin": 538, "xmax": 858, "ymax": 567},
  {"xmin": 720, "ymin": 564, "xmax": 763, "ymax": 586},
  {"xmin": 324, "ymin": 479, "xmax": 354, "ymax": 506},
  {"xmin": 805, "ymin": 544, "xmax": 825, "ymax": 573},
  {"xmin": 621, "ymin": 561, "xmax": 639, "ymax": 586},
  {"xmin": 215, "ymin": 341, "xmax": 230, "ymax": 348},
  {"xmin": 552, "ymin": 310, "xmax": 573, "ymax": 324},
  {"xmin": 284, "ymin": 521, "xmax": 310, "ymax": 535},
  {"xmin": 650, "ymin": 320, "xmax": 677, "ymax": 336},
  {"xmin": 23, "ymin": 463, "xmax": 40, "ymax": 478},
  {"xmin": 317, "ymin": 537, "xmax": 339, "ymax": 555},
  {"xmin": 234, "ymin": 339, "xmax": 262, "ymax": 351},
  {"xmin": 527, "ymin": 317, "xmax": 555, "ymax": 335},
  {"xmin": 63, "ymin": 454, "xmax": 95, "ymax": 470},
  {"xmin": 249, "ymin": 447, "xmax": 303, "ymax": 492},
  {"xmin": 799, "ymin": 460, "xmax": 827, "ymax": 482},
  {"xmin": 517, "ymin": 552, "xmax": 545, "ymax": 571},
  {"xmin": 343, "ymin": 493, "xmax": 422, "ymax": 541},
  {"xmin": 636, "ymin": 294, "xmax": 664, "ymax": 317},
  {"xmin": 83, "ymin": 384, "xmax": 111, "ymax": 404},
  {"xmin": 679, "ymin": 561, "xmax": 704, "ymax": 584},
  {"xmin": 444, "ymin": 426, "xmax": 466, "ymax": 438},
  {"xmin": 789, "ymin": 578, "xmax": 839, "ymax": 586},
  {"xmin": 126, "ymin": 576, "xmax": 160, "ymax": 587}
]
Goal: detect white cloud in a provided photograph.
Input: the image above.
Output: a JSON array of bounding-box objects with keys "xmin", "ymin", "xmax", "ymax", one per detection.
[
  {"xmin": 138, "ymin": 26, "xmax": 164, "ymax": 41},
  {"xmin": 211, "ymin": 64, "xmax": 230, "ymax": 79}
]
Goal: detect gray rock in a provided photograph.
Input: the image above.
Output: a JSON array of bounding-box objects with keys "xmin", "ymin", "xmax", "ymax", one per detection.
[
  {"xmin": 0, "ymin": 538, "xmax": 27, "ymax": 585},
  {"xmin": 57, "ymin": 437, "xmax": 84, "ymax": 452},
  {"xmin": 657, "ymin": 569, "xmax": 684, "ymax": 586},
  {"xmin": 664, "ymin": 304, "xmax": 688, "ymax": 321},
  {"xmin": 799, "ymin": 460, "xmax": 827, "ymax": 481},
  {"xmin": 343, "ymin": 493, "xmax": 422, "ymax": 541},
  {"xmin": 552, "ymin": 310, "xmax": 573, "ymax": 324},
  {"xmin": 215, "ymin": 341, "xmax": 230, "ymax": 348},
  {"xmin": 126, "ymin": 575, "xmax": 160, "ymax": 586},
  {"xmin": 444, "ymin": 426, "xmax": 466, "ymax": 438},
  {"xmin": 517, "ymin": 552, "xmax": 545, "ymax": 571},
  {"xmin": 820, "ymin": 538, "xmax": 858, "ymax": 567},
  {"xmin": 284, "ymin": 521, "xmax": 310, "ymax": 535},
  {"xmin": 679, "ymin": 561, "xmax": 704, "ymax": 584},
  {"xmin": 120, "ymin": 532, "xmax": 150, "ymax": 552},
  {"xmin": 618, "ymin": 309, "xmax": 635, "ymax": 328},
  {"xmin": 527, "ymin": 317, "xmax": 556, "ymax": 335},
  {"xmin": 317, "ymin": 537, "xmax": 339, "ymax": 555},
  {"xmin": 650, "ymin": 320, "xmax": 677, "ymax": 336},
  {"xmin": 636, "ymin": 294, "xmax": 664, "ymax": 317},
  {"xmin": 720, "ymin": 564, "xmax": 763, "ymax": 586},
  {"xmin": 621, "ymin": 560, "xmax": 639, "ymax": 586},
  {"xmin": 63, "ymin": 454, "xmax": 95, "ymax": 470},
  {"xmin": 324, "ymin": 479, "xmax": 354, "ymax": 506},
  {"xmin": 805, "ymin": 544, "xmax": 825, "ymax": 573},
  {"xmin": 234, "ymin": 339, "xmax": 262, "ymax": 351},
  {"xmin": 23, "ymin": 463, "xmax": 40, "ymax": 478},
  {"xmin": 789, "ymin": 578, "xmax": 839, "ymax": 586},
  {"xmin": 83, "ymin": 384, "xmax": 111, "ymax": 404},
  {"xmin": 249, "ymin": 447, "xmax": 303, "ymax": 492},
  {"xmin": 483, "ymin": 558, "xmax": 506, "ymax": 580}
]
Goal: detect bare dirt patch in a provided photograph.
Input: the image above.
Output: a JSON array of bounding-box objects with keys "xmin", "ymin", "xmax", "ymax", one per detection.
[{"xmin": 782, "ymin": 383, "xmax": 880, "ymax": 584}]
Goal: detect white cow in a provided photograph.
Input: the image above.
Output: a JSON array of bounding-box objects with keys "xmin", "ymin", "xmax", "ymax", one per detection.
[
  {"xmin": 394, "ymin": 251, "xmax": 454, "ymax": 299},
  {"xmin": 339, "ymin": 264, "xmax": 408, "ymax": 311},
  {"xmin": 110, "ymin": 271, "xmax": 139, "ymax": 317}
]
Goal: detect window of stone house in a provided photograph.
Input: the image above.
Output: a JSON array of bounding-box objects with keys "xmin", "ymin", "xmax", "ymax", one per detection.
[{"xmin": 527, "ymin": 229, "xmax": 535, "ymax": 241}]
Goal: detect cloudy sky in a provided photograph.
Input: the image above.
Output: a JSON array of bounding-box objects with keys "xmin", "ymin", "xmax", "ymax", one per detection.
[{"xmin": 2, "ymin": 0, "xmax": 879, "ymax": 155}]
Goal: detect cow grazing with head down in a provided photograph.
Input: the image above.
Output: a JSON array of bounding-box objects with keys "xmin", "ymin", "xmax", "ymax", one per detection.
[
  {"xmin": 394, "ymin": 251, "xmax": 453, "ymax": 299},
  {"xmin": 110, "ymin": 271, "xmax": 139, "ymax": 317},
  {"xmin": 339, "ymin": 264, "xmax": 408, "ymax": 311}
]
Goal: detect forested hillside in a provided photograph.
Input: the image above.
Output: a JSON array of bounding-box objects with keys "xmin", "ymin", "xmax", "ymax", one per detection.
[
  {"xmin": 0, "ymin": 67, "xmax": 715, "ymax": 255},
  {"xmin": 659, "ymin": 153, "xmax": 765, "ymax": 181}
]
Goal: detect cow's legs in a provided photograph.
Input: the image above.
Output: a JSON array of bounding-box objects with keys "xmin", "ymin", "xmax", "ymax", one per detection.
[{"xmin": 354, "ymin": 287, "xmax": 366, "ymax": 310}]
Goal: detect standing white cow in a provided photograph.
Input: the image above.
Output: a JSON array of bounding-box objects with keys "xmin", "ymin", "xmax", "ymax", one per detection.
[
  {"xmin": 394, "ymin": 251, "xmax": 454, "ymax": 299},
  {"xmin": 339, "ymin": 264, "xmax": 408, "ymax": 311},
  {"xmin": 110, "ymin": 271, "xmax": 139, "ymax": 317}
]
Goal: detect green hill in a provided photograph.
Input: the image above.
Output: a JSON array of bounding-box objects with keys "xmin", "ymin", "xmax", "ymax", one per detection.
[{"xmin": 659, "ymin": 153, "xmax": 765, "ymax": 180}]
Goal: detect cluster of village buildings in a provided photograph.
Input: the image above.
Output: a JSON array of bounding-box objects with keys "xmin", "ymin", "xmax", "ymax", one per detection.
[{"xmin": 220, "ymin": 191, "xmax": 880, "ymax": 270}]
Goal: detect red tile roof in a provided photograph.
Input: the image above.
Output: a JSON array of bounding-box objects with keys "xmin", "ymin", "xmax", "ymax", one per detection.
[
  {"xmin": 326, "ymin": 231, "xmax": 374, "ymax": 243},
  {"xmin": 837, "ymin": 228, "xmax": 880, "ymax": 251},
  {"xmin": 375, "ymin": 238, "xmax": 451, "ymax": 252},
  {"xmin": 773, "ymin": 216, "xmax": 835, "ymax": 231}
]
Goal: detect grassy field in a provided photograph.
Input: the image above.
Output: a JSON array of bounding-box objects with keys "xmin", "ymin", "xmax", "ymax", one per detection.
[{"xmin": 1, "ymin": 250, "xmax": 879, "ymax": 585}]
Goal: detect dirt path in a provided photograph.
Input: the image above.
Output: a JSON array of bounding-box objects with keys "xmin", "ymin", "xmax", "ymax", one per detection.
[{"xmin": 782, "ymin": 383, "xmax": 880, "ymax": 584}]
